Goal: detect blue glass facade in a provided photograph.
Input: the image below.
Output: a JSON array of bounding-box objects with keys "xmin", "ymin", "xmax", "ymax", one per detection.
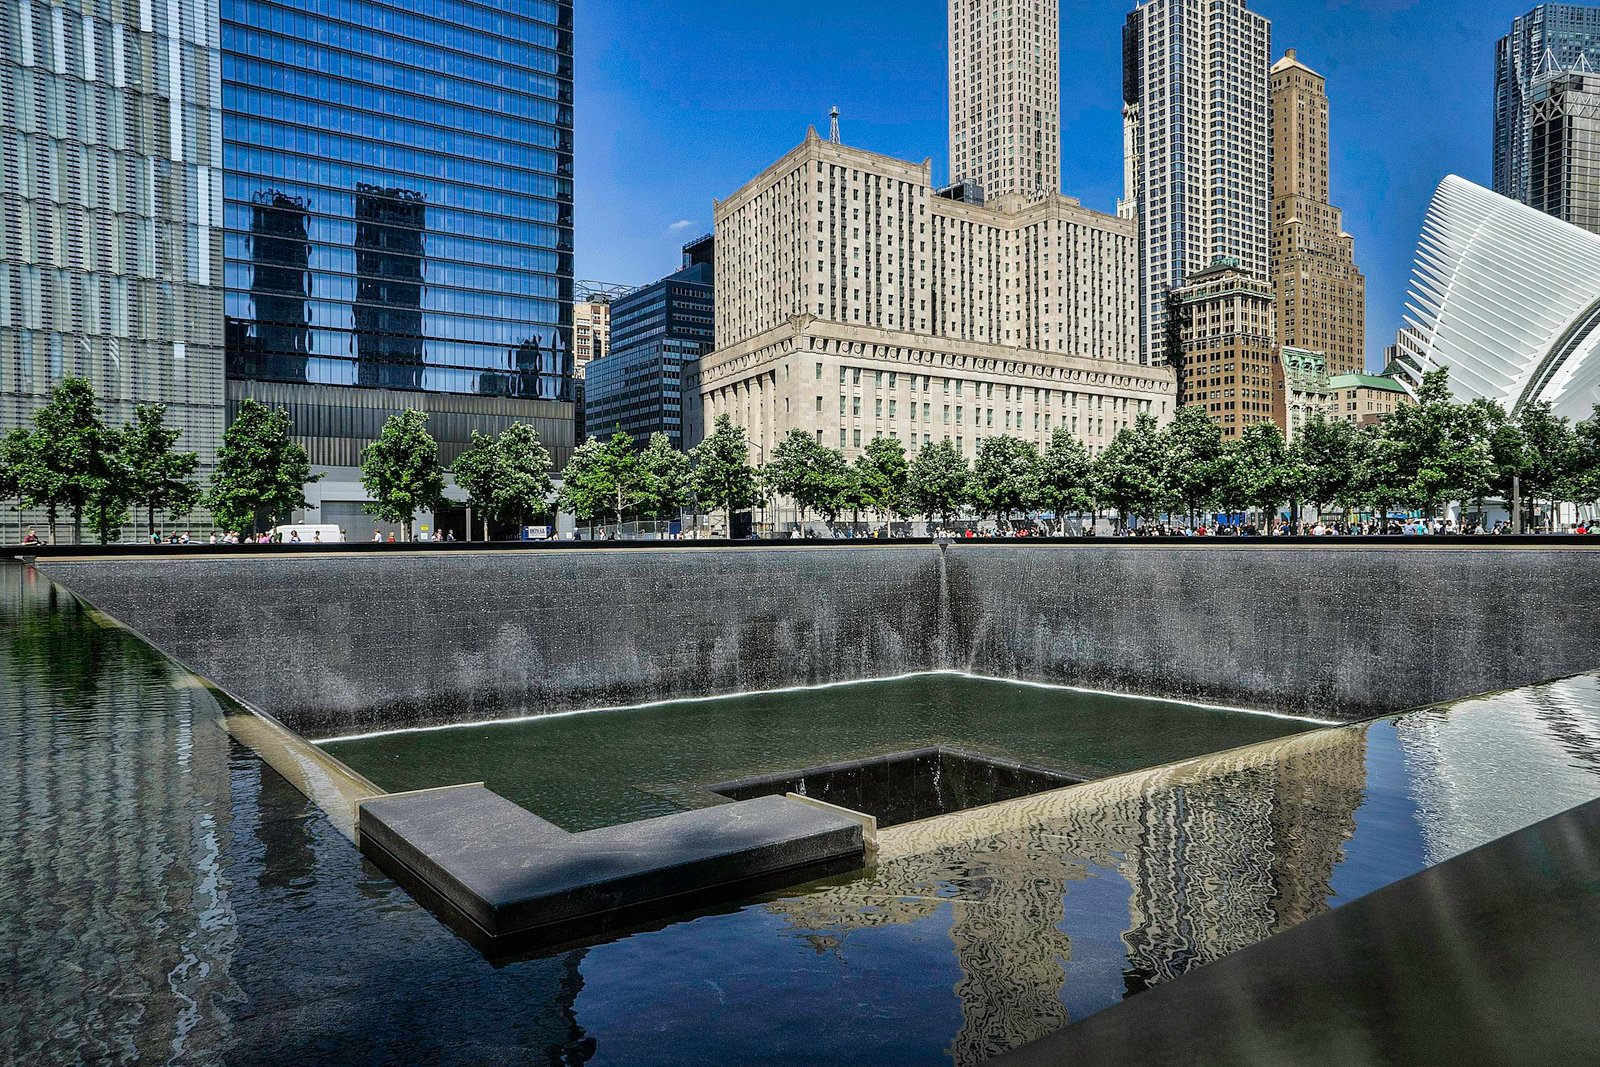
[
  {"xmin": 220, "ymin": 0, "xmax": 574, "ymax": 401},
  {"xmin": 585, "ymin": 241, "xmax": 714, "ymax": 450}
]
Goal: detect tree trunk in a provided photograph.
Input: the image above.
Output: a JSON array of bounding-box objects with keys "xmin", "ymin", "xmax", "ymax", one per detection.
[
  {"xmin": 148, "ymin": 504, "xmax": 157, "ymax": 541},
  {"xmin": 72, "ymin": 506, "xmax": 83, "ymax": 545}
]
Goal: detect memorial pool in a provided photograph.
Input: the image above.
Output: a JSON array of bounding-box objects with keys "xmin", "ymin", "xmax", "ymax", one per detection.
[{"xmin": 7, "ymin": 559, "xmax": 1600, "ymax": 1064}]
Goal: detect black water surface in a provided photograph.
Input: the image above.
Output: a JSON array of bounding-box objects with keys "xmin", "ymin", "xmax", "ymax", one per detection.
[{"xmin": 323, "ymin": 675, "xmax": 1316, "ymax": 831}]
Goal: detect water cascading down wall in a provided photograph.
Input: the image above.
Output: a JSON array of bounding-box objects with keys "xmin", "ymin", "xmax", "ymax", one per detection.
[{"xmin": 31, "ymin": 541, "xmax": 1600, "ymax": 739}]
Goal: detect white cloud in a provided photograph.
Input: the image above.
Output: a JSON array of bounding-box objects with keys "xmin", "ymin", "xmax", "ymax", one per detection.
[{"xmin": 666, "ymin": 219, "xmax": 695, "ymax": 233}]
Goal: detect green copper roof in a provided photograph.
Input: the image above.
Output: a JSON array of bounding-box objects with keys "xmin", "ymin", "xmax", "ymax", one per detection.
[{"xmin": 1327, "ymin": 373, "xmax": 1408, "ymax": 393}]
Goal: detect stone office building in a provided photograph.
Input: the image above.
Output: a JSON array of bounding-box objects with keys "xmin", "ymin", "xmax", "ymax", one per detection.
[{"xmin": 685, "ymin": 133, "xmax": 1175, "ymax": 460}]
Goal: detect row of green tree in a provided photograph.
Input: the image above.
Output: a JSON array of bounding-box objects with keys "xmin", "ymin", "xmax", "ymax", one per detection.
[
  {"xmin": 710, "ymin": 374, "xmax": 1600, "ymax": 530},
  {"xmin": 0, "ymin": 380, "xmax": 325, "ymax": 543},
  {"xmin": 1, "ymin": 380, "xmax": 203, "ymax": 543},
  {"xmin": 7, "ymin": 369, "xmax": 1599, "ymax": 543}
]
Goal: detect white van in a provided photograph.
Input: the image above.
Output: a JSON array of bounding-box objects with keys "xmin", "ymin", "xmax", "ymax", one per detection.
[{"xmin": 271, "ymin": 524, "xmax": 346, "ymax": 544}]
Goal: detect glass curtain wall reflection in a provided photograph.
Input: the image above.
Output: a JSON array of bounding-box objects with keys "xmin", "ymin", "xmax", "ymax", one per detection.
[{"xmin": 220, "ymin": 0, "xmax": 574, "ymax": 401}]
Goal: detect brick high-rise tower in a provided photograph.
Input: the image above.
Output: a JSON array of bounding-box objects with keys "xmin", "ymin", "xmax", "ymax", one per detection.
[{"xmin": 1270, "ymin": 49, "xmax": 1366, "ymax": 378}]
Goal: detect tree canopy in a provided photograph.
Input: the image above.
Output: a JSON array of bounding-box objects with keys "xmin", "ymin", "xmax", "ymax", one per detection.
[
  {"xmin": 207, "ymin": 398, "xmax": 319, "ymax": 534},
  {"xmin": 453, "ymin": 423, "xmax": 554, "ymax": 538},
  {"xmin": 969, "ymin": 435, "xmax": 1039, "ymax": 523},
  {"xmin": 1092, "ymin": 414, "xmax": 1167, "ymax": 529},
  {"xmin": 688, "ymin": 415, "xmax": 760, "ymax": 525},
  {"xmin": 906, "ymin": 439, "xmax": 970, "ymax": 524},
  {"xmin": 122, "ymin": 403, "xmax": 200, "ymax": 539},
  {"xmin": 360, "ymin": 409, "xmax": 447, "ymax": 540}
]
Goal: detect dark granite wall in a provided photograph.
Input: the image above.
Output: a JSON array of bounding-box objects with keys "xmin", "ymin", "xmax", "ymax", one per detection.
[
  {"xmin": 941, "ymin": 545, "xmax": 1600, "ymax": 720},
  {"xmin": 39, "ymin": 548, "xmax": 944, "ymax": 738},
  {"xmin": 35, "ymin": 543, "xmax": 1600, "ymax": 737}
]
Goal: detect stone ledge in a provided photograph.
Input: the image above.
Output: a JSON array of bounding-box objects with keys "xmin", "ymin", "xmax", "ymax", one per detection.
[{"xmin": 357, "ymin": 784, "xmax": 867, "ymax": 949}]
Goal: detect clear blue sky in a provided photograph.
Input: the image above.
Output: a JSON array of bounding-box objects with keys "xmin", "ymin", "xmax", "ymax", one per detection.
[{"xmin": 575, "ymin": 0, "xmax": 1535, "ymax": 369}]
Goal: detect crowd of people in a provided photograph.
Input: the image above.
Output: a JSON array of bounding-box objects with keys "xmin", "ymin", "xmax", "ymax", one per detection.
[{"xmin": 10, "ymin": 515, "xmax": 1597, "ymax": 547}]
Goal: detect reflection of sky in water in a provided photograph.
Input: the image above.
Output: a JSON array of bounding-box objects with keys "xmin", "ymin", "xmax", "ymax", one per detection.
[{"xmin": 1397, "ymin": 676, "xmax": 1600, "ymax": 867}]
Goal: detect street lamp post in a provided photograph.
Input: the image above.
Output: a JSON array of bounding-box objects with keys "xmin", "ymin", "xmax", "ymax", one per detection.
[{"xmin": 744, "ymin": 437, "xmax": 770, "ymax": 536}]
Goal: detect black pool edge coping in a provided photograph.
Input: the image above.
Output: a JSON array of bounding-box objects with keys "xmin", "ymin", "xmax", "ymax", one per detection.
[
  {"xmin": 988, "ymin": 792, "xmax": 1600, "ymax": 1066},
  {"xmin": 6, "ymin": 533, "xmax": 1600, "ymax": 561},
  {"xmin": 355, "ymin": 783, "xmax": 872, "ymax": 958}
]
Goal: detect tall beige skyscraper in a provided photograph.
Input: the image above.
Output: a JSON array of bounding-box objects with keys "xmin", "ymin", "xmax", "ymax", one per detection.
[
  {"xmin": 1270, "ymin": 49, "xmax": 1366, "ymax": 377},
  {"xmin": 948, "ymin": 0, "xmax": 1061, "ymax": 200}
]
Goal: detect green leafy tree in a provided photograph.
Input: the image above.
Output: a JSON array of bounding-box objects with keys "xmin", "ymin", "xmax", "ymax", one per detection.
[
  {"xmin": 207, "ymin": 398, "xmax": 319, "ymax": 535},
  {"xmin": 1349, "ymin": 426, "xmax": 1406, "ymax": 527},
  {"xmin": 906, "ymin": 439, "xmax": 970, "ymax": 525},
  {"xmin": 1294, "ymin": 413, "xmax": 1363, "ymax": 523},
  {"xmin": 969, "ymin": 435, "xmax": 1039, "ymax": 525},
  {"xmin": 1382, "ymin": 369, "xmax": 1494, "ymax": 518},
  {"xmin": 361, "ymin": 409, "xmax": 447, "ymax": 541},
  {"xmin": 1092, "ymin": 413, "xmax": 1168, "ymax": 531},
  {"xmin": 853, "ymin": 435, "xmax": 910, "ymax": 520},
  {"xmin": 452, "ymin": 431, "xmax": 501, "ymax": 540},
  {"xmin": 1033, "ymin": 427, "xmax": 1095, "ymax": 529},
  {"xmin": 453, "ymin": 423, "xmax": 554, "ymax": 540},
  {"xmin": 558, "ymin": 432, "xmax": 642, "ymax": 527},
  {"xmin": 87, "ymin": 427, "xmax": 134, "ymax": 544},
  {"xmin": 557, "ymin": 437, "xmax": 610, "ymax": 527},
  {"xmin": 0, "ymin": 429, "xmax": 27, "ymax": 537},
  {"xmin": 688, "ymin": 415, "xmax": 759, "ymax": 529},
  {"xmin": 86, "ymin": 465, "xmax": 133, "ymax": 545},
  {"xmin": 636, "ymin": 432, "xmax": 691, "ymax": 523},
  {"xmin": 1161, "ymin": 406, "xmax": 1224, "ymax": 526},
  {"xmin": 121, "ymin": 403, "xmax": 199, "ymax": 539},
  {"xmin": 1513, "ymin": 401, "xmax": 1581, "ymax": 529},
  {"xmin": 807, "ymin": 446, "xmax": 853, "ymax": 524},
  {"xmin": 2, "ymin": 429, "xmax": 49, "ymax": 542},
  {"xmin": 30, "ymin": 377, "xmax": 116, "ymax": 543},
  {"xmin": 763, "ymin": 430, "xmax": 824, "ymax": 524},
  {"xmin": 1568, "ymin": 405, "xmax": 1600, "ymax": 508},
  {"xmin": 1228, "ymin": 422, "xmax": 1296, "ymax": 534},
  {"xmin": 598, "ymin": 431, "xmax": 643, "ymax": 525}
]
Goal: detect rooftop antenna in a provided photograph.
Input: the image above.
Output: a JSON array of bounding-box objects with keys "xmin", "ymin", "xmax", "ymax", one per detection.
[{"xmin": 829, "ymin": 106, "xmax": 841, "ymax": 144}]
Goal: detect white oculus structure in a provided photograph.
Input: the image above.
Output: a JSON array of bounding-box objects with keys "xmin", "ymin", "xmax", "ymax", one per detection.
[{"xmin": 1396, "ymin": 175, "xmax": 1600, "ymax": 423}]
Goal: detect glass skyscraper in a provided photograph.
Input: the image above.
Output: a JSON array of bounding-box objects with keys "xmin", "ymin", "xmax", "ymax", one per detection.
[
  {"xmin": 1495, "ymin": 3, "xmax": 1600, "ymax": 217},
  {"xmin": 219, "ymin": 0, "xmax": 575, "ymax": 465},
  {"xmin": 2, "ymin": 0, "xmax": 225, "ymax": 460},
  {"xmin": 585, "ymin": 237, "xmax": 714, "ymax": 450}
]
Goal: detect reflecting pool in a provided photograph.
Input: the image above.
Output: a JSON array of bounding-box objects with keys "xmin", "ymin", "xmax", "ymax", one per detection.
[
  {"xmin": 5, "ymin": 561, "xmax": 1600, "ymax": 1066},
  {"xmin": 321, "ymin": 675, "xmax": 1320, "ymax": 830}
]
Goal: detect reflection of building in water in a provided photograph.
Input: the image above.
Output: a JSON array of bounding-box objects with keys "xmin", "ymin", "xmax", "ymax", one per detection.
[
  {"xmin": 766, "ymin": 727, "xmax": 1365, "ymax": 1065},
  {"xmin": 0, "ymin": 574, "xmax": 240, "ymax": 1058},
  {"xmin": 1121, "ymin": 735, "xmax": 1365, "ymax": 990},
  {"xmin": 1397, "ymin": 675, "xmax": 1600, "ymax": 867},
  {"xmin": 236, "ymin": 191, "xmax": 313, "ymax": 385},
  {"xmin": 354, "ymin": 184, "xmax": 428, "ymax": 392}
]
